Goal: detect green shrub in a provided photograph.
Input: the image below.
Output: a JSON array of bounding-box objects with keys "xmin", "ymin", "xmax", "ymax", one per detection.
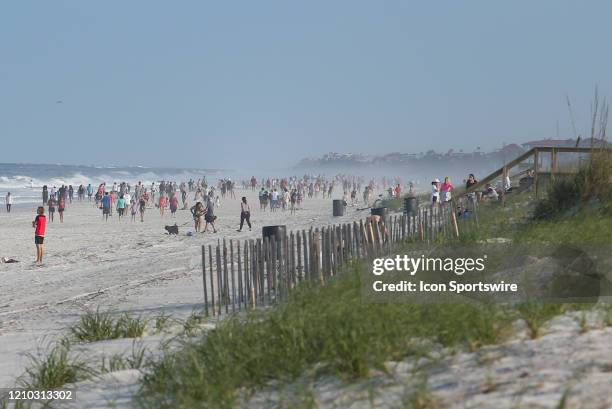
[
  {"xmin": 71, "ymin": 309, "xmax": 147, "ymax": 342},
  {"xmin": 534, "ymin": 151, "xmax": 612, "ymax": 219},
  {"xmin": 21, "ymin": 345, "xmax": 93, "ymax": 390}
]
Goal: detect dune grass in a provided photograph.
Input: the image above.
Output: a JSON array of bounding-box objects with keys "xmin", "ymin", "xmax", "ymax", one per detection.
[
  {"xmin": 100, "ymin": 341, "xmax": 149, "ymax": 374},
  {"xmin": 534, "ymin": 150, "xmax": 612, "ymax": 219},
  {"xmin": 137, "ymin": 262, "xmax": 540, "ymax": 408},
  {"xmin": 454, "ymin": 190, "xmax": 612, "ymax": 245},
  {"xmin": 70, "ymin": 309, "xmax": 147, "ymax": 342},
  {"xmin": 137, "ymin": 261, "xmax": 594, "ymax": 408},
  {"xmin": 20, "ymin": 344, "xmax": 94, "ymax": 390}
]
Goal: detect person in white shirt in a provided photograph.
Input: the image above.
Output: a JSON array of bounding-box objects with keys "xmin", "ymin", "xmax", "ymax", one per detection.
[
  {"xmin": 5, "ymin": 192, "xmax": 13, "ymax": 213},
  {"xmin": 282, "ymin": 189, "xmax": 290, "ymax": 211},
  {"xmin": 271, "ymin": 189, "xmax": 279, "ymax": 212},
  {"xmin": 431, "ymin": 179, "xmax": 440, "ymax": 205},
  {"xmin": 503, "ymin": 175, "xmax": 512, "ymax": 191}
]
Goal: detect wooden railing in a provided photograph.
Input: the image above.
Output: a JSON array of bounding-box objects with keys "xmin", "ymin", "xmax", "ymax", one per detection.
[{"xmin": 464, "ymin": 146, "xmax": 611, "ymax": 197}]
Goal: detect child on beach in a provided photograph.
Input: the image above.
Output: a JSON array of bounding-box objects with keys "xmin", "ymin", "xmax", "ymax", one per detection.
[
  {"xmin": 32, "ymin": 206, "xmax": 46, "ymax": 265},
  {"xmin": 130, "ymin": 200, "xmax": 138, "ymax": 222}
]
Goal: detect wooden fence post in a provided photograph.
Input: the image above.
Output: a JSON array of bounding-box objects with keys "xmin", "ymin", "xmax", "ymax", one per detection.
[
  {"xmin": 223, "ymin": 239, "xmax": 229, "ymax": 314},
  {"xmin": 230, "ymin": 240, "xmax": 236, "ymax": 313},
  {"xmin": 216, "ymin": 242, "xmax": 222, "ymax": 315},
  {"xmin": 302, "ymin": 230, "xmax": 309, "ymax": 281},
  {"xmin": 237, "ymin": 241, "xmax": 243, "ymax": 310},
  {"xmin": 202, "ymin": 245, "xmax": 208, "ymax": 317},
  {"xmin": 208, "ymin": 244, "xmax": 215, "ymax": 316}
]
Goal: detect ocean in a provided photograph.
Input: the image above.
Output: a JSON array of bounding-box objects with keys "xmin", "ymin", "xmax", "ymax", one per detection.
[{"xmin": 0, "ymin": 163, "xmax": 223, "ymax": 207}]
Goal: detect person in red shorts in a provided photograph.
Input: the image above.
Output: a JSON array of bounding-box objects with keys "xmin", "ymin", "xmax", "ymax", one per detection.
[{"xmin": 32, "ymin": 206, "xmax": 47, "ymax": 265}]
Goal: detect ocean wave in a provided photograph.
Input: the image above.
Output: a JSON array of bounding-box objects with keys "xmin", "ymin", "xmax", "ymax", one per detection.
[{"xmin": 0, "ymin": 164, "xmax": 226, "ymax": 192}]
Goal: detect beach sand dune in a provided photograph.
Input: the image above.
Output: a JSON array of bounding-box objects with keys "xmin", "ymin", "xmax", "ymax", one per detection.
[{"xmin": 0, "ymin": 189, "xmax": 377, "ymax": 388}]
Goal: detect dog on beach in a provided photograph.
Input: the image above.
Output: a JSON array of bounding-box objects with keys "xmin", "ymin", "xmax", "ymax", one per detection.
[{"xmin": 164, "ymin": 224, "xmax": 179, "ymax": 235}]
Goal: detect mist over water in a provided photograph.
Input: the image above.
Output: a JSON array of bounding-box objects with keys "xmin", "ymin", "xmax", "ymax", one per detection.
[{"xmin": 0, "ymin": 163, "xmax": 222, "ymax": 206}]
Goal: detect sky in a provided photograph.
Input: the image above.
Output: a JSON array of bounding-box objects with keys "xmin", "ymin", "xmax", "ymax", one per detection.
[{"xmin": 1, "ymin": 0, "xmax": 611, "ymax": 169}]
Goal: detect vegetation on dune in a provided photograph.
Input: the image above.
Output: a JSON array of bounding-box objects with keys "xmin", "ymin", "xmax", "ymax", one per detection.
[
  {"xmin": 534, "ymin": 151, "xmax": 612, "ymax": 219},
  {"xmin": 137, "ymin": 266, "xmax": 514, "ymax": 409},
  {"xmin": 70, "ymin": 308, "xmax": 147, "ymax": 342},
  {"xmin": 137, "ymin": 262, "xmax": 601, "ymax": 409},
  {"xmin": 136, "ymin": 153, "xmax": 612, "ymax": 409},
  {"xmin": 20, "ymin": 344, "xmax": 94, "ymax": 390}
]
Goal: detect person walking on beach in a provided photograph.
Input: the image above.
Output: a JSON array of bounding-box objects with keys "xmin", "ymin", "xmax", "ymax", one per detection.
[
  {"xmin": 139, "ymin": 196, "xmax": 146, "ymax": 222},
  {"xmin": 170, "ymin": 193, "xmax": 178, "ymax": 217},
  {"xmin": 203, "ymin": 196, "xmax": 217, "ymax": 233},
  {"xmin": 117, "ymin": 195, "xmax": 126, "ymax": 220},
  {"xmin": 101, "ymin": 192, "xmax": 112, "ymax": 221},
  {"xmin": 259, "ymin": 188, "xmax": 268, "ymax": 211},
  {"xmin": 78, "ymin": 185, "xmax": 84, "ymax": 201},
  {"xmin": 159, "ymin": 194, "xmax": 167, "ymax": 216},
  {"xmin": 58, "ymin": 195, "xmax": 66, "ymax": 223},
  {"xmin": 191, "ymin": 201, "xmax": 205, "ymax": 232},
  {"xmin": 130, "ymin": 200, "xmax": 138, "ymax": 222},
  {"xmin": 109, "ymin": 190, "xmax": 116, "ymax": 216},
  {"xmin": 237, "ymin": 196, "xmax": 251, "ymax": 232},
  {"xmin": 33, "ymin": 206, "xmax": 47, "ymax": 265},
  {"xmin": 290, "ymin": 189, "xmax": 298, "ymax": 215},
  {"xmin": 42, "ymin": 185, "xmax": 49, "ymax": 205},
  {"xmin": 87, "ymin": 184, "xmax": 93, "ymax": 201},
  {"xmin": 270, "ymin": 189, "xmax": 279, "ymax": 212},
  {"xmin": 282, "ymin": 189, "xmax": 290, "ymax": 211},
  {"xmin": 47, "ymin": 195, "xmax": 56, "ymax": 222},
  {"xmin": 5, "ymin": 192, "xmax": 12, "ymax": 213}
]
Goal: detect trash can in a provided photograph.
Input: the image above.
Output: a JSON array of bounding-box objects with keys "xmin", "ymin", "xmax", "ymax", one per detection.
[
  {"xmin": 370, "ymin": 207, "xmax": 387, "ymax": 217},
  {"xmin": 404, "ymin": 196, "xmax": 418, "ymax": 215},
  {"xmin": 262, "ymin": 225, "xmax": 287, "ymax": 242},
  {"xmin": 332, "ymin": 199, "xmax": 345, "ymax": 216}
]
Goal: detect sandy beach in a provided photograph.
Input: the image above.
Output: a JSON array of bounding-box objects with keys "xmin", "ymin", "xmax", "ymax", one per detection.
[{"xmin": 0, "ymin": 188, "xmax": 377, "ymax": 389}]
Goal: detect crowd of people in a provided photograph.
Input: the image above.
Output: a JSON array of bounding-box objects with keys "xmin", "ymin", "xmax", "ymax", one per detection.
[{"xmin": 14, "ymin": 173, "xmax": 412, "ymax": 265}]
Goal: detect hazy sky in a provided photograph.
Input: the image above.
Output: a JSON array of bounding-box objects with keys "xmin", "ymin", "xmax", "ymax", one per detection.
[{"xmin": 1, "ymin": 0, "xmax": 611, "ymax": 169}]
